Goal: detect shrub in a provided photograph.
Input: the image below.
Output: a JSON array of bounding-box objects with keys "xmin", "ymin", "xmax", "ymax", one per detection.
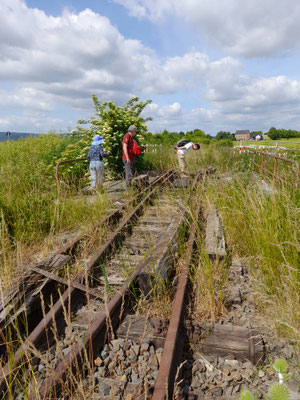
[{"xmin": 58, "ymin": 96, "xmax": 152, "ymax": 178}]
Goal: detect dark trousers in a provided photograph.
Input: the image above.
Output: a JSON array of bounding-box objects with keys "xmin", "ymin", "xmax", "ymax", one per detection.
[{"xmin": 123, "ymin": 160, "xmax": 135, "ymax": 186}]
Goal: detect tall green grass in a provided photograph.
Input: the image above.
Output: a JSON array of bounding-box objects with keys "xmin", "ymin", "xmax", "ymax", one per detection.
[
  {"xmin": 1, "ymin": 136, "xmax": 299, "ymax": 336},
  {"xmin": 205, "ymin": 176, "xmax": 299, "ymax": 337},
  {"xmin": 146, "ymin": 146, "xmax": 299, "ymax": 336},
  {"xmin": 0, "ymin": 134, "xmax": 112, "ymax": 287},
  {"xmin": 0, "ymin": 134, "xmax": 70, "ymax": 242}
]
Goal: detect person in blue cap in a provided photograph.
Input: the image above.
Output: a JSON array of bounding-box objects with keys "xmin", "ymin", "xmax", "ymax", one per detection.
[{"xmin": 88, "ymin": 135, "xmax": 109, "ymax": 190}]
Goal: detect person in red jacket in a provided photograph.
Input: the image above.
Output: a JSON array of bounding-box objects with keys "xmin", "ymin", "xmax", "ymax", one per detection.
[{"xmin": 122, "ymin": 125, "xmax": 136, "ymax": 186}]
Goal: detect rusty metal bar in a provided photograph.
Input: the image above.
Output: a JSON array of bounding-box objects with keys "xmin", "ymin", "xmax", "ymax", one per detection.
[
  {"xmin": 54, "ymin": 172, "xmax": 170, "ymax": 256},
  {"xmin": 260, "ymin": 152, "xmax": 264, "ymax": 175},
  {"xmin": 254, "ymin": 151, "xmax": 295, "ymax": 163},
  {"xmin": 0, "ymin": 171, "xmax": 175, "ymax": 394},
  {"xmin": 29, "ymin": 266, "xmax": 104, "ymax": 299},
  {"xmin": 152, "ymin": 201, "xmax": 201, "ymax": 400},
  {"xmin": 252, "ymin": 151, "xmax": 256, "ymax": 172},
  {"xmin": 295, "ymin": 162, "xmax": 299, "ymax": 188},
  {"xmin": 56, "ymin": 157, "xmax": 89, "ymax": 196},
  {"xmin": 272, "ymin": 157, "xmax": 277, "ymax": 184},
  {"xmin": 39, "ymin": 239, "xmax": 171, "ymax": 398},
  {"xmin": 39, "ymin": 170, "xmax": 200, "ymax": 398},
  {"xmin": 251, "ymin": 150, "xmax": 298, "ymax": 188},
  {"xmin": 253, "ymin": 161, "xmax": 292, "ymax": 186}
]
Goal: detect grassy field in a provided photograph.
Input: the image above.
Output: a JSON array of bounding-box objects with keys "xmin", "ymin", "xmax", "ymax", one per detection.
[
  {"xmin": 0, "ymin": 135, "xmax": 299, "ymax": 339},
  {"xmin": 236, "ymin": 138, "xmax": 300, "ymax": 150}
]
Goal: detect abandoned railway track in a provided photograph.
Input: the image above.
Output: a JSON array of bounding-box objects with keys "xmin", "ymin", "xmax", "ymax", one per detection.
[
  {"xmin": 1, "ymin": 168, "xmax": 298, "ymax": 400},
  {"xmin": 0, "ymin": 171, "xmax": 179, "ymax": 395}
]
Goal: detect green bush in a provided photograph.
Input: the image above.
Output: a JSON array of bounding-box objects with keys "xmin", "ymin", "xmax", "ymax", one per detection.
[{"xmin": 58, "ymin": 96, "xmax": 152, "ymax": 178}]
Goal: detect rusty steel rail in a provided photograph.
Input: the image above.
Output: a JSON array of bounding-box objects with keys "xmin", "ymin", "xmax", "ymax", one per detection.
[
  {"xmin": 54, "ymin": 171, "xmax": 169, "ymax": 256},
  {"xmin": 152, "ymin": 196, "xmax": 201, "ymax": 400},
  {"xmin": 56, "ymin": 157, "xmax": 89, "ymax": 195},
  {"xmin": 40, "ymin": 236, "xmax": 172, "ymax": 397},
  {"xmin": 252, "ymin": 150, "xmax": 299, "ymax": 188},
  {"xmin": 39, "ymin": 170, "xmax": 201, "ymax": 398},
  {"xmin": 0, "ymin": 171, "xmax": 175, "ymax": 396},
  {"xmin": 0, "ymin": 173, "xmax": 166, "ymax": 340}
]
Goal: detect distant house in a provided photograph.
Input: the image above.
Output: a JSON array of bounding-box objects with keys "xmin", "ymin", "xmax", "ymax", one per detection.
[
  {"xmin": 234, "ymin": 130, "xmax": 261, "ymax": 141},
  {"xmin": 234, "ymin": 130, "xmax": 250, "ymax": 140}
]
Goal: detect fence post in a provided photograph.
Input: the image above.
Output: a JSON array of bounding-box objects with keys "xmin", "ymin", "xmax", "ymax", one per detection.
[
  {"xmin": 260, "ymin": 153, "xmax": 264, "ymax": 175},
  {"xmin": 272, "ymin": 158, "xmax": 277, "ymax": 185}
]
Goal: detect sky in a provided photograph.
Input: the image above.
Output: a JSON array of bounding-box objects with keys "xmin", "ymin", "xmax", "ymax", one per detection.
[{"xmin": 1, "ymin": 0, "xmax": 300, "ymax": 135}]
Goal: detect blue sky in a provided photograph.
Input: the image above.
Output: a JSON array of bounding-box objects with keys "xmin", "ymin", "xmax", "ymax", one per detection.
[{"xmin": 1, "ymin": 0, "xmax": 300, "ymax": 135}]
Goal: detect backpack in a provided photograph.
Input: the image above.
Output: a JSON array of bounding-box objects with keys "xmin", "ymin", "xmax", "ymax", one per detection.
[
  {"xmin": 176, "ymin": 139, "xmax": 190, "ymax": 148},
  {"xmin": 133, "ymin": 140, "xmax": 141, "ymax": 155}
]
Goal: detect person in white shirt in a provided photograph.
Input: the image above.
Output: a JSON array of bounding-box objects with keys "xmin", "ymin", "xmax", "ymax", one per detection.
[{"xmin": 174, "ymin": 141, "xmax": 200, "ymax": 177}]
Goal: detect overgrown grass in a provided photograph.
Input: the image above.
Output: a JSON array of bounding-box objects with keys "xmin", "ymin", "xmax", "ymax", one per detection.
[
  {"xmin": 1, "ymin": 136, "xmax": 299, "ymax": 336},
  {"xmin": 0, "ymin": 134, "xmax": 114, "ymax": 287},
  {"xmin": 0, "ymin": 134, "xmax": 72, "ymax": 243},
  {"xmin": 1, "ymin": 142, "xmax": 299, "ymax": 399},
  {"xmin": 142, "ymin": 144, "xmax": 253, "ymax": 175},
  {"xmin": 204, "ymin": 175, "xmax": 299, "ymax": 338},
  {"xmin": 145, "ymin": 146, "xmax": 299, "ymax": 337}
]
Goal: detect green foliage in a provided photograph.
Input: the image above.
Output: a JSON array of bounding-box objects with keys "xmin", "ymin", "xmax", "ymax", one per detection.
[
  {"xmin": 58, "ymin": 96, "xmax": 152, "ymax": 177},
  {"xmin": 142, "ymin": 128, "xmax": 212, "ymax": 146},
  {"xmin": 213, "ymin": 139, "xmax": 234, "ymax": 147},
  {"xmin": 0, "ymin": 134, "xmax": 72, "ymax": 243},
  {"xmin": 186, "ymin": 129, "xmax": 212, "ymax": 144},
  {"xmin": 272, "ymin": 359, "xmax": 289, "ymax": 374},
  {"xmin": 268, "ymin": 383, "xmax": 290, "ymax": 400},
  {"xmin": 207, "ymin": 173, "xmax": 300, "ymax": 336},
  {"xmin": 215, "ymin": 131, "xmax": 235, "ymax": 140},
  {"xmin": 197, "ymin": 138, "xmax": 210, "ymax": 145},
  {"xmin": 147, "ymin": 130, "xmax": 181, "ymax": 145},
  {"xmin": 240, "ymin": 386, "xmax": 256, "ymax": 400},
  {"xmin": 268, "ymin": 127, "xmax": 300, "ymax": 140}
]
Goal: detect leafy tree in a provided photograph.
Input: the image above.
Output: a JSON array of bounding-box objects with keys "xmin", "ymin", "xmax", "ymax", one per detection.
[
  {"xmin": 215, "ymin": 131, "xmax": 235, "ymax": 140},
  {"xmin": 193, "ymin": 129, "xmax": 206, "ymax": 137},
  {"xmin": 269, "ymin": 126, "xmax": 300, "ymax": 139},
  {"xmin": 58, "ymin": 96, "xmax": 152, "ymax": 177},
  {"xmin": 268, "ymin": 127, "xmax": 280, "ymax": 140}
]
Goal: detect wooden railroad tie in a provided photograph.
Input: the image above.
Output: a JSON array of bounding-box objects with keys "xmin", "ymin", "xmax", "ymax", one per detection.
[
  {"xmin": 30, "ymin": 265, "xmax": 105, "ymax": 299},
  {"xmin": 117, "ymin": 315, "xmax": 264, "ymax": 364}
]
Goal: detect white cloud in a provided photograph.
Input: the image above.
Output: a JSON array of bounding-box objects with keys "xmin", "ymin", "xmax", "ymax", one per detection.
[
  {"xmin": 143, "ymin": 72, "xmax": 300, "ymax": 134},
  {"xmin": 114, "ymin": 0, "xmax": 300, "ymax": 57},
  {"xmin": 0, "ymin": 112, "xmax": 67, "ymax": 133},
  {"xmin": 1, "ymin": 0, "xmax": 300, "ymax": 134},
  {"xmin": 144, "ymin": 102, "xmax": 217, "ymax": 133}
]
